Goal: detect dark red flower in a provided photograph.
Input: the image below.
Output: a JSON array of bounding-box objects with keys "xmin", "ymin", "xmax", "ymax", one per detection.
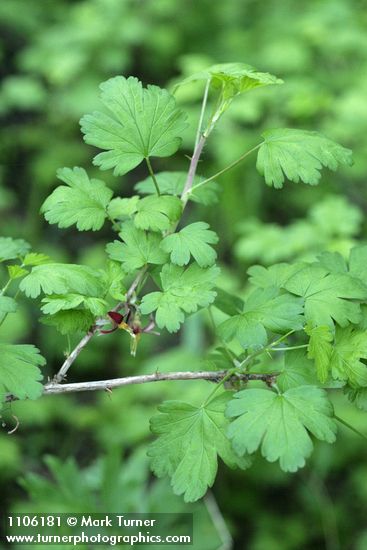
[{"xmin": 108, "ymin": 311, "xmax": 124, "ymax": 325}]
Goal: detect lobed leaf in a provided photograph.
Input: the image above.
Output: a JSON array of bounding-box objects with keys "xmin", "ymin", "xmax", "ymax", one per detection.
[
  {"xmin": 220, "ymin": 287, "xmax": 304, "ymax": 349},
  {"xmin": 40, "ymin": 310, "xmax": 95, "ymax": 335},
  {"xmin": 284, "ymin": 266, "xmax": 367, "ymax": 328},
  {"xmin": 306, "ymin": 325, "xmax": 334, "ymax": 383},
  {"xmin": 19, "ymin": 263, "xmax": 105, "ymax": 299},
  {"xmin": 331, "ymin": 326, "xmax": 367, "ymax": 387},
  {"xmin": 107, "ymin": 196, "xmax": 140, "ymax": 221},
  {"xmin": 41, "ymin": 167, "xmax": 113, "ymax": 231},
  {"xmin": 247, "ymin": 263, "xmax": 303, "ymax": 289},
  {"xmin": 226, "ymin": 386, "xmax": 337, "ymax": 472},
  {"xmin": 0, "ymin": 237, "xmax": 30, "ymax": 262},
  {"xmin": 134, "ymin": 195, "xmax": 182, "ymax": 232},
  {"xmin": 256, "ymin": 129, "xmax": 353, "ymax": 188},
  {"xmin": 40, "ymin": 294, "xmax": 107, "ymax": 317},
  {"xmin": 148, "ymin": 393, "xmax": 251, "ymax": 502},
  {"xmin": 160, "ymin": 222, "xmax": 218, "ymax": 267},
  {"xmin": 0, "ymin": 344, "xmax": 45, "ymax": 402},
  {"xmin": 80, "ymin": 76, "xmax": 188, "ymax": 176},
  {"xmin": 106, "ymin": 222, "xmax": 167, "ymax": 273},
  {"xmin": 174, "ymin": 62, "xmax": 282, "ymax": 100},
  {"xmin": 277, "ymin": 350, "xmax": 318, "ymax": 392},
  {"xmin": 7, "ymin": 265, "xmax": 29, "ymax": 280},
  {"xmin": 213, "ymin": 288, "xmax": 244, "ymax": 317},
  {"xmin": 23, "ymin": 253, "xmax": 51, "ymax": 266},
  {"xmin": 141, "ymin": 263, "xmax": 220, "ymax": 332}
]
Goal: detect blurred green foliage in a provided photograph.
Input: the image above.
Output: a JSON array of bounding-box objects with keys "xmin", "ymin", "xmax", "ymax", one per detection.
[{"xmin": 1, "ymin": 0, "xmax": 367, "ymax": 548}]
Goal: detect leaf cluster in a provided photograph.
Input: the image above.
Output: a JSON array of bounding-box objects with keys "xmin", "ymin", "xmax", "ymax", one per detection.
[{"xmin": 0, "ymin": 65, "xmax": 361, "ymax": 504}]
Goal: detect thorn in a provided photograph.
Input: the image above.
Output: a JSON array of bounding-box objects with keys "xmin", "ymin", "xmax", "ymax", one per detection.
[
  {"xmin": 8, "ymin": 415, "xmax": 19, "ymax": 435},
  {"xmin": 104, "ymin": 387, "xmax": 113, "ymax": 400},
  {"xmin": 266, "ymin": 375, "xmax": 277, "ymax": 388}
]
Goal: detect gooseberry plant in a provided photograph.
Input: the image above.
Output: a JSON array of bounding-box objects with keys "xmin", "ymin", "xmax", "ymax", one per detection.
[{"xmin": 1, "ymin": 63, "xmax": 366, "ymax": 503}]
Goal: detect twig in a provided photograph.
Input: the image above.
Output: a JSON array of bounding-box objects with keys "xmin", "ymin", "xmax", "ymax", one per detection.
[
  {"xmin": 181, "ymin": 134, "xmax": 207, "ymax": 199},
  {"xmin": 194, "ymin": 79, "xmax": 210, "ymax": 149},
  {"xmin": 52, "ymin": 267, "xmax": 148, "ymax": 383},
  {"xmin": 126, "ymin": 266, "xmax": 148, "ymax": 301},
  {"xmin": 5, "ymin": 370, "xmax": 276, "ymax": 402},
  {"xmin": 204, "ymin": 491, "xmax": 233, "ymax": 550},
  {"xmin": 52, "ymin": 328, "xmax": 97, "ymax": 383},
  {"xmin": 52, "ymin": 83, "xmax": 216, "ymax": 385}
]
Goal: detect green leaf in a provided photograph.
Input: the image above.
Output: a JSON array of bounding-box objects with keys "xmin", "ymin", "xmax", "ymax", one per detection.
[
  {"xmin": 148, "ymin": 393, "xmax": 251, "ymax": 502},
  {"xmin": 330, "ymin": 326, "xmax": 367, "ymax": 387},
  {"xmin": 0, "ymin": 296, "xmax": 18, "ymax": 314},
  {"xmin": 140, "ymin": 264, "xmax": 220, "ymax": 332},
  {"xmin": 316, "ymin": 246, "xmax": 367, "ymax": 282},
  {"xmin": 256, "ymin": 129, "xmax": 353, "ymax": 188},
  {"xmin": 284, "ymin": 266, "xmax": 367, "ymax": 328},
  {"xmin": 107, "ymin": 196, "xmax": 140, "ymax": 220},
  {"xmin": 41, "ymin": 294, "xmax": 84, "ymax": 314},
  {"xmin": 213, "ymin": 288, "xmax": 244, "ymax": 317},
  {"xmin": 80, "ymin": 76, "xmax": 188, "ymax": 176},
  {"xmin": 0, "ymin": 344, "xmax": 45, "ymax": 402},
  {"xmin": 19, "ymin": 264, "xmax": 104, "ymax": 299},
  {"xmin": 41, "ymin": 167, "xmax": 113, "ymax": 231},
  {"xmin": 247, "ymin": 263, "xmax": 302, "ymax": 289},
  {"xmin": 0, "ymin": 237, "xmax": 30, "ymax": 262},
  {"xmin": 23, "ymin": 253, "xmax": 51, "ymax": 266},
  {"xmin": 83, "ymin": 297, "xmax": 108, "ymax": 316},
  {"xmin": 220, "ymin": 287, "xmax": 304, "ymax": 349},
  {"xmin": 174, "ymin": 63, "xmax": 282, "ymax": 99},
  {"xmin": 134, "ymin": 195, "xmax": 182, "ymax": 232},
  {"xmin": 100, "ymin": 261, "xmax": 126, "ymax": 301},
  {"xmin": 40, "ymin": 310, "xmax": 95, "ymax": 335},
  {"xmin": 135, "ymin": 171, "xmax": 219, "ymax": 205},
  {"xmin": 160, "ymin": 222, "xmax": 218, "ymax": 267},
  {"xmin": 7, "ymin": 265, "xmax": 29, "ymax": 280},
  {"xmin": 41, "ymin": 294, "xmax": 107, "ymax": 316},
  {"xmin": 316, "ymin": 251, "xmax": 348, "ymax": 274},
  {"xmin": 306, "ymin": 325, "xmax": 334, "ymax": 383},
  {"xmin": 106, "ymin": 222, "xmax": 167, "ymax": 273},
  {"xmin": 226, "ymin": 386, "xmax": 337, "ymax": 472},
  {"xmin": 277, "ymin": 350, "xmax": 318, "ymax": 391}
]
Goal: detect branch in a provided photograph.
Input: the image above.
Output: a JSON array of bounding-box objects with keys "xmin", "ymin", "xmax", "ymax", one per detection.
[
  {"xmin": 52, "ymin": 267, "xmax": 149, "ymax": 383},
  {"xmin": 44, "ymin": 369, "xmax": 276, "ymax": 396},
  {"xmin": 52, "ymin": 85, "xmax": 215, "ymax": 385},
  {"xmin": 181, "ymin": 134, "xmax": 207, "ymax": 199},
  {"xmin": 52, "ymin": 328, "xmax": 97, "ymax": 383},
  {"xmin": 180, "ymin": 81, "xmax": 212, "ymax": 200},
  {"xmin": 126, "ymin": 266, "xmax": 148, "ymax": 302}
]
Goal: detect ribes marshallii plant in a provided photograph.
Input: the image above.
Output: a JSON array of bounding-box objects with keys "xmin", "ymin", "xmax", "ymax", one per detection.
[{"xmin": 2, "ymin": 63, "xmax": 366, "ymax": 503}]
